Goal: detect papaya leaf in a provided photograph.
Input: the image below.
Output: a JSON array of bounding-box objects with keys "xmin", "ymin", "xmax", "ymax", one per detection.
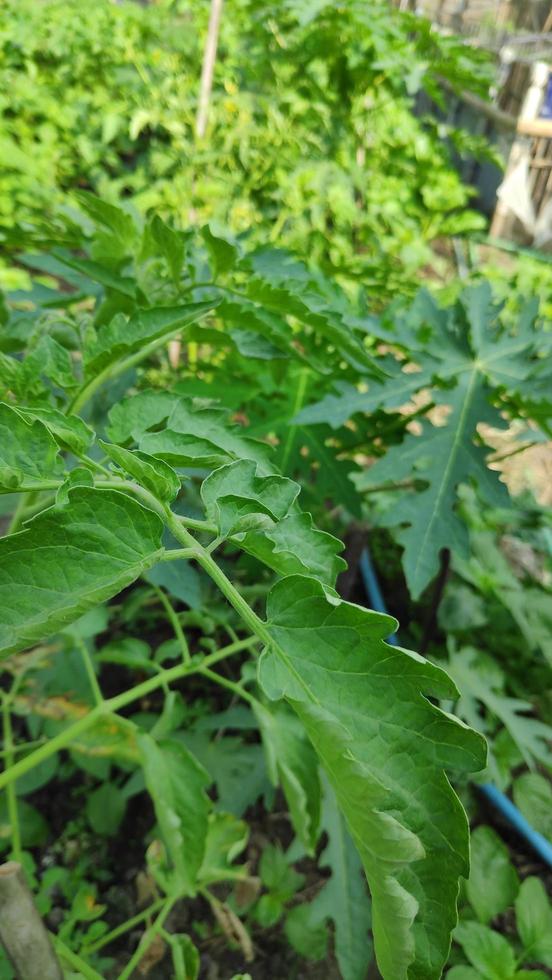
[
  {"xmin": 297, "ymin": 284, "xmax": 551, "ymax": 597},
  {"xmin": 258, "ymin": 575, "xmax": 486, "ymax": 980},
  {"xmin": 0, "ymin": 488, "xmax": 164, "ymax": 658}
]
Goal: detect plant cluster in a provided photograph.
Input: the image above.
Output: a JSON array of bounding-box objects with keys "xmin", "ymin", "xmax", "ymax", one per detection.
[
  {"xmin": 0, "ymin": 0, "xmax": 494, "ymax": 295},
  {"xmin": 0, "ymin": 194, "xmax": 550, "ymax": 979}
]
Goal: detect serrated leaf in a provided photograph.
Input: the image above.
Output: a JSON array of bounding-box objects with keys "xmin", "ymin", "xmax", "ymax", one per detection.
[
  {"xmin": 240, "ymin": 512, "xmax": 345, "ymax": 587},
  {"xmin": 284, "ymin": 904, "xmax": 328, "ymax": 961},
  {"xmin": 0, "ymin": 487, "xmax": 164, "ymax": 658},
  {"xmin": 83, "ymin": 301, "xmax": 217, "ymax": 377},
  {"xmin": 99, "ymin": 440, "xmax": 180, "ymax": 502},
  {"xmin": 515, "ymin": 877, "xmax": 552, "ymax": 967},
  {"xmin": 254, "ymin": 702, "xmax": 321, "ymax": 854},
  {"xmin": 310, "ymin": 783, "xmax": 372, "ymax": 980},
  {"xmin": 139, "ymin": 733, "xmax": 210, "ymax": 896},
  {"xmin": 15, "ymin": 406, "xmax": 94, "ymax": 454},
  {"xmin": 0, "ymin": 401, "xmax": 63, "ymax": 490},
  {"xmin": 466, "ymin": 826, "xmax": 519, "ymax": 924},
  {"xmin": 107, "ymin": 391, "xmax": 273, "ymax": 472},
  {"xmin": 201, "ymin": 459, "xmax": 299, "ymax": 536},
  {"xmin": 258, "ymin": 575, "xmax": 486, "ymax": 980}
]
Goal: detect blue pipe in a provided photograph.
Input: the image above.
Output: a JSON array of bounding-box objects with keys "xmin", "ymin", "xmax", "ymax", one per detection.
[{"xmin": 358, "ymin": 546, "xmax": 552, "ymax": 870}]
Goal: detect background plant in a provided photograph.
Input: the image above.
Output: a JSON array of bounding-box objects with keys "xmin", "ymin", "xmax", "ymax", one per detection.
[{"xmin": 0, "ymin": 0, "xmax": 494, "ymax": 296}]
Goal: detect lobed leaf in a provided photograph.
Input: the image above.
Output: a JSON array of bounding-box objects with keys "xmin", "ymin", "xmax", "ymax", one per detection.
[
  {"xmin": 99, "ymin": 440, "xmax": 181, "ymax": 502},
  {"xmin": 258, "ymin": 575, "xmax": 486, "ymax": 980}
]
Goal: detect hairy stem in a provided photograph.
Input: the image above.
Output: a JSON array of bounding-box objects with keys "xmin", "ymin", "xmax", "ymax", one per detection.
[{"xmin": 151, "ymin": 584, "xmax": 191, "ymax": 664}]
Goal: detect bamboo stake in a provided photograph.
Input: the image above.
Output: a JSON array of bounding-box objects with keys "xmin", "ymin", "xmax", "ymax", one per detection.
[
  {"xmin": 195, "ymin": 0, "xmax": 224, "ymax": 139},
  {"xmin": 0, "ymin": 862, "xmax": 63, "ymax": 980}
]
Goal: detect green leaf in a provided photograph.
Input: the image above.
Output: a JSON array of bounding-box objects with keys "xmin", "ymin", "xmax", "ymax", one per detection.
[
  {"xmin": 466, "ymin": 826, "xmax": 519, "ymax": 924},
  {"xmin": 198, "ymin": 812, "xmax": 249, "ymax": 885},
  {"xmin": 0, "ymin": 402, "xmax": 63, "ymax": 490},
  {"xmin": 74, "ymin": 191, "xmax": 138, "ymax": 253},
  {"xmin": 513, "ymin": 773, "xmax": 552, "ymax": 839},
  {"xmin": 454, "ymin": 922, "xmax": 516, "ymax": 980},
  {"xmin": 86, "ymin": 782, "xmax": 126, "ymax": 836},
  {"xmin": 515, "ymin": 877, "xmax": 552, "ymax": 967},
  {"xmin": 145, "ymin": 560, "xmax": 202, "ymax": 610},
  {"xmin": 15, "ymin": 407, "xmax": 94, "ymax": 454},
  {"xmin": 183, "ymin": 731, "xmax": 268, "ymax": 817},
  {"xmin": 107, "ymin": 391, "xmax": 272, "ymax": 472},
  {"xmin": 284, "ymin": 904, "xmax": 328, "ymax": 961},
  {"xmin": 310, "ymin": 783, "xmax": 372, "ymax": 980},
  {"xmin": 201, "ymin": 459, "xmax": 299, "ymax": 536},
  {"xmin": 83, "ymin": 301, "xmax": 217, "ymax": 378},
  {"xmin": 143, "ymin": 215, "xmax": 185, "ymax": 284},
  {"xmin": 258, "ymin": 575, "xmax": 486, "ymax": 980},
  {"xmin": 240, "ymin": 512, "xmax": 345, "ymax": 587},
  {"xmin": 0, "ymin": 487, "xmax": 164, "ymax": 658},
  {"xmin": 139, "ymin": 733, "xmax": 210, "ymax": 896},
  {"xmin": 99, "ymin": 440, "xmax": 181, "ymax": 502},
  {"xmin": 446, "ymin": 969, "xmax": 480, "ymax": 980},
  {"xmin": 0, "ymin": 797, "xmax": 49, "ymax": 850},
  {"xmin": 168, "ymin": 933, "xmax": 200, "ymax": 980},
  {"xmin": 254, "ymin": 702, "xmax": 321, "ymax": 854},
  {"xmin": 306, "ymin": 285, "xmax": 548, "ymax": 597},
  {"xmin": 448, "ymin": 647, "xmax": 552, "ymax": 770},
  {"xmin": 258, "ymin": 845, "xmax": 304, "ymax": 901},
  {"xmin": 201, "ymin": 225, "xmax": 239, "ymax": 275}
]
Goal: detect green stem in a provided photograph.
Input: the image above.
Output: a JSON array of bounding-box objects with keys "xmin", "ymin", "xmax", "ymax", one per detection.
[
  {"xmin": 82, "ymin": 897, "xmax": 166, "ymax": 955},
  {"xmin": 2, "ymin": 702, "xmax": 21, "ymax": 861},
  {"xmin": 199, "ymin": 666, "xmax": 257, "ymax": 707},
  {"xmin": 75, "ymin": 637, "xmax": 104, "ymax": 706},
  {"xmin": 53, "ymin": 937, "xmax": 105, "ymax": 980},
  {"xmin": 117, "ymin": 895, "xmax": 177, "ymax": 980},
  {"xmin": 151, "ymin": 584, "xmax": 191, "ymax": 664},
  {"xmin": 0, "ymin": 638, "xmax": 254, "ymax": 792}
]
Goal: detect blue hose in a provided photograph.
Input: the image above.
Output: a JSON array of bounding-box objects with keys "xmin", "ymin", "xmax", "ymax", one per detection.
[{"xmin": 358, "ymin": 546, "xmax": 552, "ymax": 870}]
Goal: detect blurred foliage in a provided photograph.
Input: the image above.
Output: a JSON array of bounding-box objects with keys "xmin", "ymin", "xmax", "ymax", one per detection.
[{"xmin": 0, "ymin": 0, "xmax": 494, "ymax": 295}]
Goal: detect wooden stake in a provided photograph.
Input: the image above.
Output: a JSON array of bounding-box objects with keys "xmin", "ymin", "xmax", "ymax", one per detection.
[
  {"xmin": 196, "ymin": 0, "xmax": 224, "ymax": 139},
  {"xmin": 0, "ymin": 862, "xmax": 63, "ymax": 980}
]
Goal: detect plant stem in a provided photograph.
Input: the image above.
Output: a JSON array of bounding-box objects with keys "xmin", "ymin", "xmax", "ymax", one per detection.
[
  {"xmin": 75, "ymin": 637, "xmax": 104, "ymax": 706},
  {"xmin": 82, "ymin": 897, "xmax": 166, "ymax": 955},
  {"xmin": 0, "ymin": 639, "xmax": 254, "ymax": 792},
  {"xmin": 117, "ymin": 895, "xmax": 177, "ymax": 980},
  {"xmin": 53, "ymin": 937, "xmax": 104, "ymax": 980},
  {"xmin": 2, "ymin": 705, "xmax": 22, "ymax": 862},
  {"xmin": 199, "ymin": 666, "xmax": 257, "ymax": 706},
  {"xmin": 151, "ymin": 584, "xmax": 191, "ymax": 664}
]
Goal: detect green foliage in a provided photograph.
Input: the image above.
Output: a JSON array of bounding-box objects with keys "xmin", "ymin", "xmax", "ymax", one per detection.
[
  {"xmin": 297, "ymin": 284, "xmax": 552, "ymax": 597},
  {"xmin": 0, "ymin": 0, "xmax": 493, "ymax": 294},
  {"xmin": 0, "ymin": 199, "xmax": 490, "ymax": 980}
]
